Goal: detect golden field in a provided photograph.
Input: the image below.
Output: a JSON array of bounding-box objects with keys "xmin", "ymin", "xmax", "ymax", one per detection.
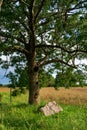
[
  {"xmin": 39, "ymin": 87, "xmax": 87, "ymax": 105},
  {"xmin": 0, "ymin": 87, "xmax": 87, "ymax": 105}
]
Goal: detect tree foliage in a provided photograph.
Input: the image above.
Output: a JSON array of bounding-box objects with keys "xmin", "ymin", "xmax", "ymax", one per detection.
[
  {"xmin": 7, "ymin": 68, "xmax": 55, "ymax": 88},
  {"xmin": 54, "ymin": 66, "xmax": 87, "ymax": 88}
]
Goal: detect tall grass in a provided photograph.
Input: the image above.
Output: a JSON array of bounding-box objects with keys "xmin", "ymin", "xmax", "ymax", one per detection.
[{"xmin": 0, "ymin": 92, "xmax": 87, "ymax": 130}]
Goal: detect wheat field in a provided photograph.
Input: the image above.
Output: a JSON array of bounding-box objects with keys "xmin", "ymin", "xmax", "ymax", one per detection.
[{"xmin": 39, "ymin": 87, "xmax": 87, "ymax": 105}]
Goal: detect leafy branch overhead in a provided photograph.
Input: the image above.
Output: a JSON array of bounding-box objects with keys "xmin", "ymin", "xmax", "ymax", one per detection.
[{"xmin": 0, "ymin": 0, "xmax": 87, "ymax": 67}]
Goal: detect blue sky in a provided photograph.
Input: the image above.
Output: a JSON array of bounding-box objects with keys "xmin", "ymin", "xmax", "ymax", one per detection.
[{"xmin": 0, "ymin": 68, "xmax": 10, "ymax": 85}]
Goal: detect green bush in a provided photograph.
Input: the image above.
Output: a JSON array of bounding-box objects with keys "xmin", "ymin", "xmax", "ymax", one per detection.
[
  {"xmin": 11, "ymin": 88, "xmax": 27, "ymax": 96},
  {"xmin": 20, "ymin": 87, "xmax": 27, "ymax": 94},
  {"xmin": 11, "ymin": 89, "xmax": 21, "ymax": 96},
  {"xmin": 0, "ymin": 84, "xmax": 3, "ymax": 87}
]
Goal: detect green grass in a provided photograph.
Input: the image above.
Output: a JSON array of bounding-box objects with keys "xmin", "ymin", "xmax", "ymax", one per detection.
[{"xmin": 0, "ymin": 92, "xmax": 87, "ymax": 130}]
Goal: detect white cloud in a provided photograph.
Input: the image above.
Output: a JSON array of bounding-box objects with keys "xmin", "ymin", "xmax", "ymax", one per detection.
[{"xmin": 75, "ymin": 59, "xmax": 87, "ymax": 65}]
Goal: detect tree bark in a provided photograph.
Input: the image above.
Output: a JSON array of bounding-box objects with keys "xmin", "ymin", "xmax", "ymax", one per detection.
[{"xmin": 27, "ymin": 56, "xmax": 39, "ymax": 104}]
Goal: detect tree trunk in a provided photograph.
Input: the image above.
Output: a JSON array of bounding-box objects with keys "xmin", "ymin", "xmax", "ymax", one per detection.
[
  {"xmin": 27, "ymin": 60, "xmax": 39, "ymax": 104},
  {"xmin": 25, "ymin": 13, "xmax": 38, "ymax": 104}
]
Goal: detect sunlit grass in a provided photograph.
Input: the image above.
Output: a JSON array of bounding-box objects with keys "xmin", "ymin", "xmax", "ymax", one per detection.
[{"xmin": 0, "ymin": 92, "xmax": 87, "ymax": 130}]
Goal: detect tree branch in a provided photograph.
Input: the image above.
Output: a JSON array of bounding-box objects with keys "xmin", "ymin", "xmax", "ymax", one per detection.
[
  {"xmin": 34, "ymin": 0, "xmax": 46, "ymax": 22},
  {"xmin": 38, "ymin": 55, "xmax": 47, "ymax": 67},
  {"xmin": 1, "ymin": 45, "xmax": 29, "ymax": 55},
  {"xmin": 37, "ymin": 12, "xmax": 58, "ymax": 27},
  {"xmin": 36, "ymin": 44, "xmax": 72, "ymax": 53},
  {"xmin": 20, "ymin": 0, "xmax": 29, "ymax": 6},
  {"xmin": 39, "ymin": 58, "xmax": 77, "ymax": 68},
  {"xmin": 67, "ymin": 0, "xmax": 87, "ymax": 12},
  {"xmin": 36, "ymin": 44, "xmax": 87, "ymax": 54},
  {"xmin": 0, "ymin": 31, "xmax": 26, "ymax": 44},
  {"xmin": 17, "ymin": 17, "xmax": 30, "ymax": 33}
]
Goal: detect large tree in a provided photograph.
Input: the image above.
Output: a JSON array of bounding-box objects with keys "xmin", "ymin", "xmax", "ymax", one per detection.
[{"xmin": 0, "ymin": 0, "xmax": 87, "ymax": 104}]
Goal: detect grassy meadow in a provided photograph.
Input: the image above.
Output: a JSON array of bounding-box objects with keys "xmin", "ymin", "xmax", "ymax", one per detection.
[{"xmin": 0, "ymin": 87, "xmax": 87, "ymax": 130}]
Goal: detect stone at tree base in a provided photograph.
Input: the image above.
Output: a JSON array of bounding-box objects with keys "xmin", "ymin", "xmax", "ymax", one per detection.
[{"xmin": 40, "ymin": 101, "xmax": 63, "ymax": 116}]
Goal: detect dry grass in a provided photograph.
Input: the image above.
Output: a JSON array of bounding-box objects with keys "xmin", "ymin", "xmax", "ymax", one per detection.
[
  {"xmin": 0, "ymin": 87, "xmax": 10, "ymax": 92},
  {"xmin": 39, "ymin": 87, "xmax": 87, "ymax": 105},
  {"xmin": 0, "ymin": 86, "xmax": 87, "ymax": 105}
]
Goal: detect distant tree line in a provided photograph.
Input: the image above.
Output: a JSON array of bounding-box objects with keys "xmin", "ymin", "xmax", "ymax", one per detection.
[{"xmin": 5, "ymin": 65, "xmax": 87, "ymax": 89}]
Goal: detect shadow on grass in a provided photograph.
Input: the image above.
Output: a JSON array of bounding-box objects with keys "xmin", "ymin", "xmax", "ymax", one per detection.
[{"xmin": 12, "ymin": 103, "xmax": 29, "ymax": 108}]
